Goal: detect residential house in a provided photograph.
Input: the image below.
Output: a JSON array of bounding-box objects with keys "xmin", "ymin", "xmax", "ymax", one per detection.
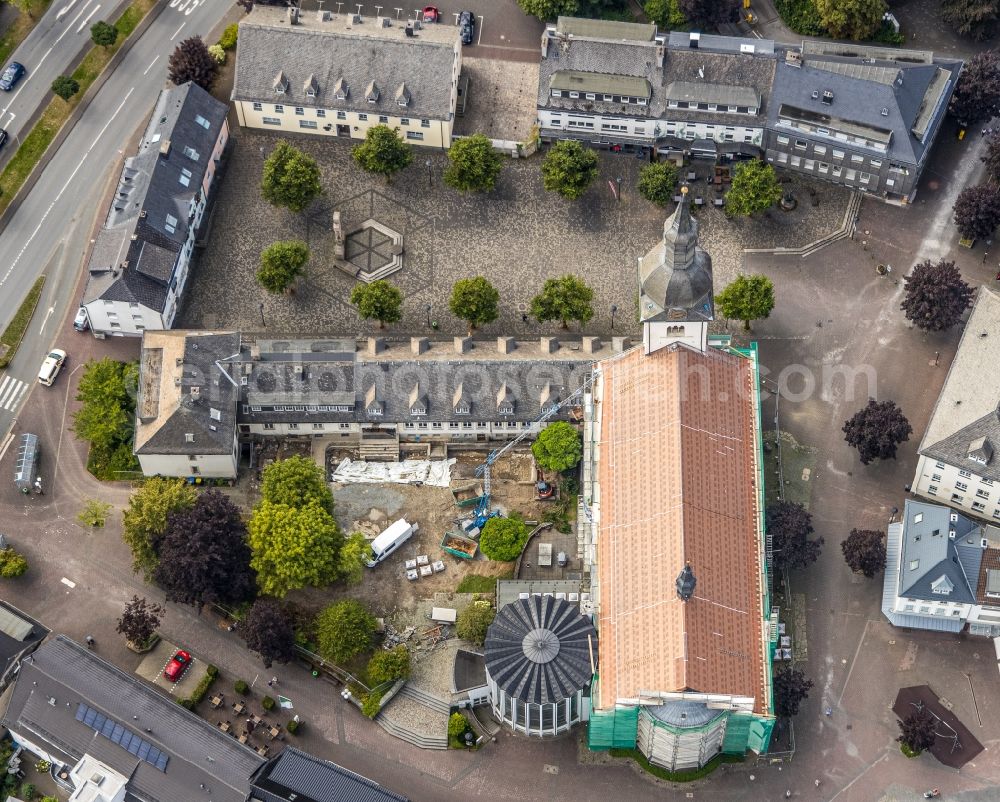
[
  {"xmin": 0, "ymin": 600, "xmax": 48, "ymax": 693},
  {"xmin": 248, "ymin": 745, "xmax": 409, "ymax": 802},
  {"xmin": 233, "ymin": 5, "xmax": 461, "ymax": 149},
  {"xmin": 537, "ymin": 18, "xmax": 959, "ymax": 201},
  {"xmin": 0, "ymin": 635, "xmax": 262, "ymax": 802},
  {"xmin": 134, "ymin": 330, "xmax": 241, "ymax": 478},
  {"xmin": 911, "ymin": 287, "xmax": 1000, "ymax": 522},
  {"xmin": 882, "ymin": 499, "xmax": 1000, "ymax": 636},
  {"xmin": 82, "ymin": 82, "xmax": 229, "ymax": 336}
]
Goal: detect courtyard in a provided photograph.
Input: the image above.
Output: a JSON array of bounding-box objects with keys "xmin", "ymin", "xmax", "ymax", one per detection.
[{"xmin": 179, "ymin": 129, "xmax": 852, "ymax": 338}]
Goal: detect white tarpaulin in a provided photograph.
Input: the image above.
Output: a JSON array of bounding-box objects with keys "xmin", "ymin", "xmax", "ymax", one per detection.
[{"xmin": 331, "ymin": 458, "xmax": 455, "ymax": 487}]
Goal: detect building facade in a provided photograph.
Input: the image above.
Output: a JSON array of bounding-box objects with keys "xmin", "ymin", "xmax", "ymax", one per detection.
[
  {"xmin": 233, "ymin": 6, "xmax": 461, "ymax": 149},
  {"xmin": 82, "ymin": 82, "xmax": 228, "ymax": 337},
  {"xmin": 912, "ymin": 288, "xmax": 1000, "ymax": 523},
  {"xmin": 537, "ymin": 19, "xmax": 960, "ymax": 202}
]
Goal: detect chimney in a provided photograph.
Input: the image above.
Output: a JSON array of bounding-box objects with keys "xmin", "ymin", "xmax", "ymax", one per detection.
[
  {"xmin": 612, "ymin": 336, "xmax": 631, "ymax": 353},
  {"xmin": 190, "ymin": 386, "xmax": 200, "ymax": 401},
  {"xmin": 288, "ymin": 5, "xmax": 300, "ymax": 24},
  {"xmin": 367, "ymin": 337, "xmax": 384, "ymax": 356},
  {"xmin": 541, "ymin": 31, "xmax": 549, "ymax": 59},
  {"xmin": 454, "ymin": 336, "xmax": 472, "ymax": 355},
  {"xmin": 411, "ymin": 337, "xmax": 428, "ymax": 356},
  {"xmin": 250, "ymin": 342, "xmax": 260, "ymax": 360},
  {"xmin": 582, "ymin": 336, "xmax": 601, "ymax": 354},
  {"xmin": 159, "ymin": 139, "xmax": 171, "ymax": 157},
  {"xmin": 656, "ymin": 45, "xmax": 665, "ymax": 68},
  {"xmin": 497, "ymin": 336, "xmax": 516, "ymax": 354},
  {"xmin": 540, "ymin": 336, "xmax": 559, "ymax": 354},
  {"xmin": 689, "ymin": 32, "xmax": 700, "ymax": 49}
]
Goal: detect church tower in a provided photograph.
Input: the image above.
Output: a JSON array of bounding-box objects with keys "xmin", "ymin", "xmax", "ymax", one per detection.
[{"xmin": 637, "ymin": 186, "xmax": 714, "ymax": 355}]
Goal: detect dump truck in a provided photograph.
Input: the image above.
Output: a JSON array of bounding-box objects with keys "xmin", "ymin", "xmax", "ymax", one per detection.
[{"xmin": 441, "ymin": 531, "xmax": 478, "ymax": 560}]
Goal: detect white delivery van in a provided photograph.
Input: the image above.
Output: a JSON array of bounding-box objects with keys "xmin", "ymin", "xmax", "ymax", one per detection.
[{"xmin": 365, "ymin": 518, "xmax": 418, "ymax": 567}]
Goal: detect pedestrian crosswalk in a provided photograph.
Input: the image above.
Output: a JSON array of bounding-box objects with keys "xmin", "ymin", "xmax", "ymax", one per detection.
[{"xmin": 0, "ymin": 375, "xmax": 28, "ymax": 412}]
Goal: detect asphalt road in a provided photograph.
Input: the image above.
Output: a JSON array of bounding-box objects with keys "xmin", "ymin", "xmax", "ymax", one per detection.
[{"xmin": 0, "ymin": 0, "xmax": 229, "ymax": 439}]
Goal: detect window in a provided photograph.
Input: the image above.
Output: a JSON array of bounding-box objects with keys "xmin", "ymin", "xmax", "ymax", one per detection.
[
  {"xmin": 421, "ymin": 119, "xmax": 430, "ymax": 128},
  {"xmin": 814, "ymin": 145, "xmax": 827, "ymax": 155},
  {"xmin": 295, "ymin": 107, "xmax": 304, "ymax": 116},
  {"xmin": 851, "ymin": 154, "xmax": 864, "ymax": 163},
  {"xmin": 406, "ymin": 131, "xmax": 423, "ymax": 141},
  {"xmin": 312, "ymin": 423, "xmax": 324, "ymax": 430},
  {"xmin": 252, "ymin": 102, "xmax": 262, "ymax": 111},
  {"xmin": 263, "ymin": 423, "xmax": 275, "ymax": 430},
  {"xmin": 316, "ymin": 109, "xmax": 325, "ymax": 118},
  {"xmin": 794, "ymin": 139, "xmax": 807, "ymax": 149},
  {"xmin": 337, "ymin": 111, "xmax": 346, "ymax": 120},
  {"xmin": 379, "ymin": 115, "xmax": 389, "ymax": 124},
  {"xmin": 955, "ymin": 481, "xmax": 968, "ymax": 492},
  {"xmin": 569, "ymin": 91, "xmax": 579, "ymax": 99},
  {"xmin": 274, "ymin": 104, "xmax": 284, "ymax": 114},
  {"xmin": 983, "ymin": 477, "xmax": 995, "ymax": 485},
  {"xmin": 164, "ymin": 214, "xmax": 178, "ymax": 234},
  {"xmin": 870, "ymin": 159, "xmax": 882, "ymax": 168},
  {"xmin": 818, "ymin": 162, "xmax": 829, "ymax": 173},
  {"xmin": 973, "ymin": 501, "xmax": 987, "ymax": 512},
  {"xmin": 777, "ymin": 136, "xmax": 791, "ymax": 146},
  {"xmin": 178, "ymin": 167, "xmax": 192, "ymax": 187},
  {"xmin": 805, "ymin": 159, "xmax": 815, "ymax": 171},
  {"xmin": 299, "ymin": 120, "xmax": 318, "ymax": 129},
  {"xmin": 931, "ymin": 474, "xmax": 942, "ymax": 482},
  {"xmin": 909, "ymin": 560, "xmax": 919, "ymax": 570},
  {"xmin": 790, "ymin": 156, "xmax": 801, "ymax": 167},
  {"xmin": 110, "ymin": 322, "xmax": 120, "ymax": 329},
  {"xmin": 832, "ymin": 149, "xmax": 844, "ymax": 159},
  {"xmin": 977, "ymin": 489, "xmax": 990, "ymax": 499},
  {"xmin": 182, "ymin": 146, "xmax": 200, "ymax": 161},
  {"xmin": 552, "ymin": 89, "xmax": 562, "ymax": 97},
  {"xmin": 432, "ymin": 422, "xmax": 442, "ymax": 429},
  {"xmin": 359, "ymin": 113, "xmax": 368, "ymax": 121},
  {"xmin": 585, "ymin": 93, "xmax": 596, "ymax": 100},
  {"xmin": 952, "ymin": 494, "xmax": 965, "ymax": 504},
  {"xmin": 959, "ymin": 469, "xmax": 972, "ymax": 478},
  {"xmin": 288, "ymin": 423, "xmax": 299, "ymax": 430},
  {"xmin": 994, "ymin": 509, "xmax": 1000, "ymax": 519},
  {"xmin": 401, "ymin": 118, "xmax": 410, "ymax": 126},
  {"xmin": 935, "ymin": 461, "xmax": 945, "ymax": 469},
  {"xmin": 928, "ymin": 485, "xmax": 938, "ymax": 495}
]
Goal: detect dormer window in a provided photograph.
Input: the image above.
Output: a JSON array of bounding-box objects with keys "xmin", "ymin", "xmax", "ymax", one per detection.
[
  {"xmin": 396, "ymin": 82, "xmax": 411, "ymax": 107},
  {"xmin": 539, "ymin": 382, "xmax": 560, "ymax": 412},
  {"xmin": 409, "ymin": 383, "xmax": 427, "ymax": 416},
  {"xmin": 496, "ymin": 383, "xmax": 514, "ymax": 415},
  {"xmin": 273, "ymin": 71, "xmax": 289, "ymax": 95},
  {"xmin": 365, "ymin": 384, "xmax": 383, "ymax": 416},
  {"xmin": 366, "ymin": 81, "xmax": 380, "ymax": 103},
  {"xmin": 304, "ymin": 74, "xmax": 319, "ymax": 98},
  {"xmin": 930, "ymin": 575, "xmax": 954, "ymax": 596},
  {"xmin": 453, "ymin": 382, "xmax": 470, "ymax": 415},
  {"xmin": 333, "ymin": 77, "xmax": 349, "ymax": 100},
  {"xmin": 968, "ymin": 436, "xmax": 994, "ymax": 465}
]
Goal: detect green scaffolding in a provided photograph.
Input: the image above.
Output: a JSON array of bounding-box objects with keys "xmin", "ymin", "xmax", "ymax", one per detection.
[
  {"xmin": 722, "ymin": 712, "xmax": 775, "ymax": 755},
  {"xmin": 588, "ymin": 705, "xmax": 639, "ymax": 750}
]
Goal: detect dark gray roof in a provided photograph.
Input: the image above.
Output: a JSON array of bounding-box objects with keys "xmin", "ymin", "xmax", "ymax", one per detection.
[
  {"xmin": 249, "ymin": 746, "xmax": 408, "ymax": 802},
  {"xmin": 83, "ymin": 82, "xmax": 227, "ymax": 313},
  {"xmin": 646, "ymin": 699, "xmax": 726, "ymax": 727},
  {"xmin": 0, "ymin": 600, "xmax": 47, "ymax": 686},
  {"xmin": 136, "ymin": 332, "xmax": 241, "ymax": 455},
  {"xmin": 484, "ymin": 595, "xmax": 596, "ymax": 705},
  {"xmin": 923, "ymin": 412, "xmax": 1000, "ymax": 484},
  {"xmin": 234, "ymin": 7, "xmax": 459, "ymax": 121},
  {"xmin": 666, "ymin": 30, "xmax": 775, "ymax": 56},
  {"xmin": 453, "ymin": 649, "xmax": 487, "ymax": 692},
  {"xmin": 897, "ymin": 500, "xmax": 982, "ymax": 604},
  {"xmin": 0, "ymin": 635, "xmax": 261, "ymax": 802}
]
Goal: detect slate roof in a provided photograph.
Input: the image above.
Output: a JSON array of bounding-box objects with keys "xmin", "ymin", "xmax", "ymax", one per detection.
[
  {"xmin": 249, "ymin": 747, "xmax": 408, "ymax": 802},
  {"xmin": 919, "ymin": 288, "xmax": 1000, "ymax": 482},
  {"xmin": 896, "ymin": 500, "xmax": 983, "ymax": 604},
  {"xmin": 83, "ymin": 82, "xmax": 227, "ymax": 313},
  {"xmin": 484, "ymin": 595, "xmax": 597, "ymax": 705},
  {"xmin": 135, "ymin": 331, "xmax": 240, "ymax": 456},
  {"xmin": 0, "ymin": 636, "xmax": 262, "ymax": 802},
  {"xmin": 234, "ymin": 6, "xmax": 459, "ymax": 120},
  {"xmin": 0, "ymin": 600, "xmax": 47, "ymax": 686}
]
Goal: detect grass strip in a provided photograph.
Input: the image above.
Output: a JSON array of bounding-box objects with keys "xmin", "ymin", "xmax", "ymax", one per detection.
[
  {"xmin": 608, "ymin": 748, "xmax": 743, "ymax": 782},
  {"xmin": 0, "ymin": 0, "xmax": 158, "ymax": 215},
  {"xmin": 0, "ymin": 274, "xmax": 45, "ymax": 368},
  {"xmin": 0, "ymin": 0, "xmax": 54, "ymax": 66}
]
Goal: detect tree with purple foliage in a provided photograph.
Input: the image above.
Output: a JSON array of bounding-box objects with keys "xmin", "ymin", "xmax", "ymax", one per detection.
[
  {"xmin": 116, "ymin": 596, "xmax": 164, "ymax": 649},
  {"xmin": 842, "ymin": 399, "xmax": 912, "ymax": 465},
  {"xmin": 984, "ymin": 131, "xmax": 1000, "ymax": 182},
  {"xmin": 841, "ymin": 529, "xmax": 887, "ymax": 578},
  {"xmin": 766, "ymin": 500, "xmax": 824, "ymax": 572},
  {"xmin": 154, "ymin": 490, "xmax": 257, "ymax": 610},
  {"xmin": 954, "ymin": 184, "xmax": 1000, "ymax": 241},
  {"xmin": 897, "ymin": 706, "xmax": 937, "ymax": 754},
  {"xmin": 167, "ymin": 36, "xmax": 218, "ymax": 91},
  {"xmin": 678, "ymin": 0, "xmax": 740, "ymax": 28},
  {"xmin": 237, "ymin": 599, "xmax": 296, "ymax": 668},
  {"xmin": 949, "ymin": 50, "xmax": 1000, "ymax": 124},
  {"xmin": 773, "ymin": 667, "xmax": 813, "ymax": 718},
  {"xmin": 900, "ymin": 259, "xmax": 974, "ymax": 331}
]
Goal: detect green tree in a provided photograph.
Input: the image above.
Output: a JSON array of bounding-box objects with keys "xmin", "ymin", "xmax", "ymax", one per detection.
[
  {"xmin": 72, "ymin": 358, "xmax": 137, "ymax": 461},
  {"xmin": 350, "ymin": 280, "xmax": 403, "ymax": 329},
  {"xmin": 90, "ymin": 20, "xmax": 118, "ymax": 47},
  {"xmin": 257, "ymin": 240, "xmax": 309, "ymax": 294},
  {"xmin": 443, "ymin": 134, "xmax": 504, "ymax": 192},
  {"xmin": 448, "ymin": 711, "xmax": 469, "ymax": 738},
  {"xmin": 644, "ymin": 0, "xmax": 687, "ymax": 28},
  {"xmin": 516, "ymin": 0, "xmax": 578, "ymax": 19},
  {"xmin": 479, "ymin": 516, "xmax": 529, "ymax": 562},
  {"xmin": 248, "ymin": 501, "xmax": 341, "ymax": 598},
  {"xmin": 449, "ymin": 276, "xmax": 500, "ymax": 334},
  {"xmin": 260, "ymin": 454, "xmax": 333, "ymax": 511},
  {"xmin": 0, "ymin": 547, "xmax": 28, "ymax": 578},
  {"xmin": 530, "ymin": 275, "xmax": 594, "ymax": 329},
  {"xmin": 715, "ymin": 273, "xmax": 775, "ymax": 331},
  {"xmin": 367, "ymin": 645, "xmax": 411, "ymax": 686},
  {"xmin": 218, "ymin": 23, "xmax": 238, "ymax": 50},
  {"xmin": 725, "ymin": 159, "xmax": 782, "ymax": 217},
  {"xmin": 531, "ymin": 421, "xmax": 582, "ymax": 473},
  {"xmin": 315, "ymin": 600, "xmax": 377, "ymax": 664},
  {"xmin": 456, "ymin": 601, "xmax": 495, "ymax": 646},
  {"xmin": 338, "ymin": 532, "xmax": 371, "ymax": 586},
  {"xmin": 261, "ymin": 140, "xmax": 323, "ymax": 213},
  {"xmin": 122, "ymin": 477, "xmax": 196, "ymax": 581},
  {"xmin": 814, "ymin": 0, "xmax": 886, "ymax": 39},
  {"xmin": 51, "ymin": 75, "xmax": 80, "ymax": 101},
  {"xmin": 637, "ymin": 161, "xmax": 680, "ymax": 207},
  {"xmin": 541, "ymin": 140, "xmax": 600, "ymax": 200},
  {"xmin": 352, "ymin": 125, "xmax": 413, "ymax": 182},
  {"xmin": 943, "ymin": 0, "xmax": 1000, "ymax": 40}
]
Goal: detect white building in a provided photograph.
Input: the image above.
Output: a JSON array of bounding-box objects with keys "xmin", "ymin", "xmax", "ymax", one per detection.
[
  {"xmin": 911, "ymin": 287, "xmax": 1000, "ymax": 523},
  {"xmin": 82, "ymin": 82, "xmax": 229, "ymax": 337}
]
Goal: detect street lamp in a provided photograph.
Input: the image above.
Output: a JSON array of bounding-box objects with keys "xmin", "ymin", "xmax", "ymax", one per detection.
[
  {"xmin": 616, "ymin": 177, "xmax": 622, "ymax": 203},
  {"xmin": 425, "ymin": 304, "xmax": 432, "ymax": 327},
  {"xmin": 259, "ymin": 302, "xmax": 265, "ymax": 327},
  {"xmin": 610, "ymin": 304, "xmax": 618, "ymax": 330},
  {"xmin": 425, "ymin": 159, "xmax": 432, "ymax": 188}
]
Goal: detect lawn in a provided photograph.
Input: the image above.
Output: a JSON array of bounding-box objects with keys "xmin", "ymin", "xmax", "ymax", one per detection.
[
  {"xmin": 456, "ymin": 570, "xmax": 512, "ymax": 594},
  {"xmin": 0, "ymin": 275, "xmax": 45, "ymax": 368},
  {"xmin": 763, "ymin": 430, "xmax": 816, "ymax": 510},
  {"xmin": 0, "ymin": 0, "xmax": 158, "ymax": 215},
  {"xmin": 0, "ymin": 0, "xmax": 53, "ymax": 66}
]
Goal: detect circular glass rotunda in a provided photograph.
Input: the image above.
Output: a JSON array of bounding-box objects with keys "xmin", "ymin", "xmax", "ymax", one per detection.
[{"xmin": 484, "ymin": 594, "xmax": 598, "ymax": 737}]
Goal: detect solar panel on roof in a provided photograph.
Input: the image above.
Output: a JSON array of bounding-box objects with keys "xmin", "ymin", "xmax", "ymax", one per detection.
[{"xmin": 75, "ymin": 703, "xmax": 170, "ymax": 772}]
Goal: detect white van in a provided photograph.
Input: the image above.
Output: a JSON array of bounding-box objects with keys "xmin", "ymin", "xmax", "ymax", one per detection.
[
  {"xmin": 38, "ymin": 349, "xmax": 67, "ymax": 387},
  {"xmin": 365, "ymin": 518, "xmax": 417, "ymax": 567}
]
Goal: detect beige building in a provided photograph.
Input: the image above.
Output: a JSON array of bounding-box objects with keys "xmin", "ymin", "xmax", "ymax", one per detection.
[{"xmin": 233, "ymin": 6, "xmax": 462, "ymax": 149}]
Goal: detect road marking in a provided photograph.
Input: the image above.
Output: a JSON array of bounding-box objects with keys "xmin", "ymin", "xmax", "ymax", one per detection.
[
  {"xmin": 0, "ymin": 377, "xmax": 27, "ymax": 411},
  {"xmin": 57, "ymin": 0, "xmax": 81, "ymax": 21},
  {"xmin": 477, "ymin": 15, "xmax": 483, "ymax": 46},
  {"xmin": 0, "ymin": 87, "xmax": 134, "ymax": 290},
  {"xmin": 60, "ymin": 577, "xmax": 76, "ymax": 588},
  {"xmin": 77, "ymin": 4, "xmax": 101, "ymax": 33},
  {"xmin": 143, "ymin": 55, "xmax": 159, "ymax": 76},
  {"xmin": 170, "ymin": 21, "xmax": 185, "ymax": 40},
  {"xmin": 38, "ymin": 306, "xmax": 55, "ymax": 335},
  {"xmin": 57, "ymin": 1, "xmax": 96, "ymax": 46},
  {"xmin": 0, "ymin": 432, "xmax": 13, "ymax": 462}
]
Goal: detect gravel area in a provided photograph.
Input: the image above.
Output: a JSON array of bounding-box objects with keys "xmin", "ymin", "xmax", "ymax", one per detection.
[
  {"xmin": 380, "ymin": 693, "xmax": 450, "ymax": 738},
  {"xmin": 409, "ymin": 637, "xmax": 471, "ymax": 699},
  {"xmin": 454, "ymin": 57, "xmax": 539, "ymax": 141}
]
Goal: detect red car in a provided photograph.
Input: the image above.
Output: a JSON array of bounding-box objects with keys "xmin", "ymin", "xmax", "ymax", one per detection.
[
  {"xmin": 163, "ymin": 650, "xmax": 191, "ymax": 682},
  {"xmin": 422, "ymin": 5, "xmax": 439, "ymax": 22}
]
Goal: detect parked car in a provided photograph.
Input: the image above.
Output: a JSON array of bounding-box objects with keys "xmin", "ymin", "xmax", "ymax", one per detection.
[
  {"xmin": 0, "ymin": 130, "xmax": 7, "ymax": 150},
  {"xmin": 458, "ymin": 10, "xmax": 475, "ymax": 44},
  {"xmin": 0, "ymin": 62, "xmax": 25, "ymax": 91},
  {"xmin": 73, "ymin": 307, "xmax": 89, "ymax": 331},
  {"xmin": 163, "ymin": 650, "xmax": 192, "ymax": 682},
  {"xmin": 37, "ymin": 349, "xmax": 66, "ymax": 387},
  {"xmin": 422, "ymin": 5, "xmax": 439, "ymax": 22}
]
